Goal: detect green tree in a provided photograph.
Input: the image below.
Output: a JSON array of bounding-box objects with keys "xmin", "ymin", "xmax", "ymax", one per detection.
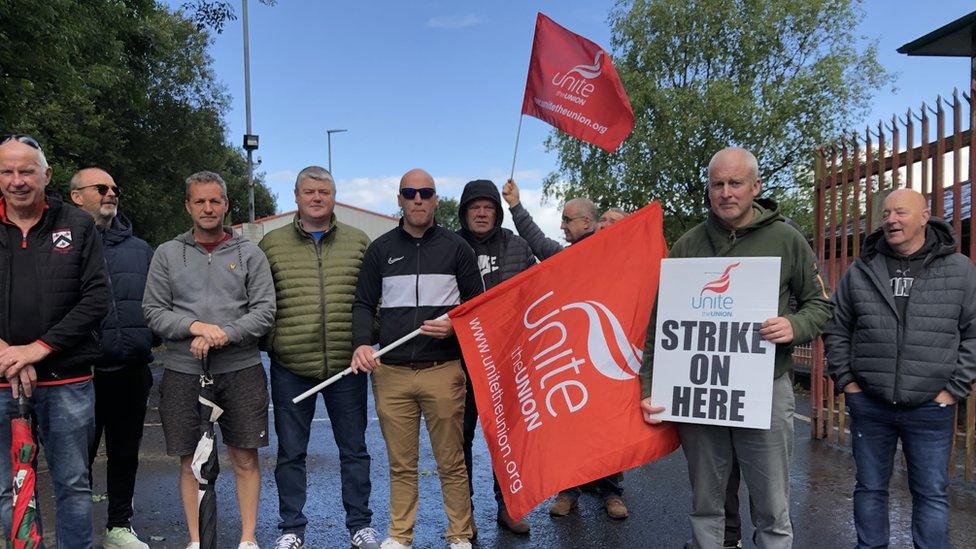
[
  {"xmin": 543, "ymin": 0, "xmax": 888, "ymax": 242},
  {"xmin": 435, "ymin": 197, "xmax": 461, "ymax": 232},
  {"xmin": 0, "ymin": 0, "xmax": 276, "ymax": 245}
]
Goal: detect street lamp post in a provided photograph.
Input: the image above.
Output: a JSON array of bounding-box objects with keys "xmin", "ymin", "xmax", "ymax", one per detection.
[
  {"xmin": 242, "ymin": 0, "xmax": 258, "ymax": 222},
  {"xmin": 326, "ymin": 129, "xmax": 347, "ymax": 174}
]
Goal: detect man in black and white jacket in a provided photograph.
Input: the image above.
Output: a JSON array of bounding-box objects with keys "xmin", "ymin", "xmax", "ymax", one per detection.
[{"xmin": 351, "ymin": 169, "xmax": 483, "ymax": 549}]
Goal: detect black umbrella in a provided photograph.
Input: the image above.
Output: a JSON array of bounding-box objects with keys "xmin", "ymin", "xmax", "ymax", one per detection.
[{"xmin": 190, "ymin": 356, "xmax": 222, "ymax": 549}]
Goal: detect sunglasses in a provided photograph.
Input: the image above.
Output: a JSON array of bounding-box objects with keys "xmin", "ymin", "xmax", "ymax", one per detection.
[
  {"xmin": 0, "ymin": 133, "xmax": 41, "ymax": 150},
  {"xmin": 400, "ymin": 187, "xmax": 436, "ymax": 200},
  {"xmin": 75, "ymin": 184, "xmax": 122, "ymax": 197}
]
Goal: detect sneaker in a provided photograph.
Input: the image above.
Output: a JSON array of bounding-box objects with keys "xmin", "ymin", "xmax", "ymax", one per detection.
[
  {"xmin": 447, "ymin": 538, "xmax": 472, "ymax": 549},
  {"xmin": 603, "ymin": 496, "xmax": 629, "ymax": 519},
  {"xmin": 352, "ymin": 527, "xmax": 381, "ymax": 549},
  {"xmin": 379, "ymin": 538, "xmax": 412, "ymax": 549},
  {"xmin": 496, "ymin": 506, "xmax": 530, "ymax": 535},
  {"xmin": 185, "ymin": 544, "xmax": 200, "ymax": 549},
  {"xmin": 274, "ymin": 533, "xmax": 304, "ymax": 549},
  {"xmin": 239, "ymin": 542, "xmax": 260, "ymax": 549},
  {"xmin": 547, "ymin": 493, "xmax": 577, "ymax": 517},
  {"xmin": 103, "ymin": 526, "xmax": 149, "ymax": 549},
  {"xmin": 724, "ymin": 541, "xmax": 743, "ymax": 549}
]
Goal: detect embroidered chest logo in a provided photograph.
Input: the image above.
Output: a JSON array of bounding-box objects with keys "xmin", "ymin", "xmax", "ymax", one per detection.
[{"xmin": 52, "ymin": 228, "xmax": 73, "ymax": 253}]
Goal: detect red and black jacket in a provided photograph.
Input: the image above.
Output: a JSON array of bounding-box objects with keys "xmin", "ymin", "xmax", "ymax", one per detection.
[{"xmin": 0, "ymin": 191, "xmax": 109, "ymax": 384}]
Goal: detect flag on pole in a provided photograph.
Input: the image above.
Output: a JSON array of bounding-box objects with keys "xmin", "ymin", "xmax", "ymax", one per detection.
[
  {"xmin": 521, "ymin": 12, "xmax": 634, "ymax": 153},
  {"xmin": 448, "ymin": 202, "xmax": 679, "ymax": 520}
]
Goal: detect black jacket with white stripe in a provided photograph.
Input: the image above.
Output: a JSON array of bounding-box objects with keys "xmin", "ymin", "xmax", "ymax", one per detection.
[{"xmin": 352, "ymin": 221, "xmax": 483, "ymax": 364}]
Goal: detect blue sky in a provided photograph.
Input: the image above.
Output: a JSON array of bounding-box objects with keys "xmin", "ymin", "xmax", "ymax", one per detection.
[{"xmin": 165, "ymin": 0, "xmax": 976, "ymax": 239}]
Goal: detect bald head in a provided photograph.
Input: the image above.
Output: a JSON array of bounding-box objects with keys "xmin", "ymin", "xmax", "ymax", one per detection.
[
  {"xmin": 881, "ymin": 188, "xmax": 930, "ymax": 256},
  {"xmin": 398, "ymin": 168, "xmax": 438, "ymax": 235},
  {"xmin": 707, "ymin": 146, "xmax": 762, "ymax": 229},
  {"xmin": 708, "ymin": 147, "xmax": 759, "ymax": 181},
  {"xmin": 561, "ymin": 197, "xmax": 599, "ymax": 243},
  {"xmin": 69, "ymin": 167, "xmax": 119, "ymax": 227}
]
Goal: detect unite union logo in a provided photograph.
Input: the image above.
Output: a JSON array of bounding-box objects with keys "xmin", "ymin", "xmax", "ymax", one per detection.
[
  {"xmin": 550, "ymin": 50, "xmax": 605, "ymax": 106},
  {"xmin": 700, "ymin": 262, "xmax": 741, "ymax": 295}
]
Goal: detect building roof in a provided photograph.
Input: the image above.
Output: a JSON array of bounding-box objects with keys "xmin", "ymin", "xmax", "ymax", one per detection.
[{"xmin": 897, "ymin": 10, "xmax": 976, "ymax": 57}]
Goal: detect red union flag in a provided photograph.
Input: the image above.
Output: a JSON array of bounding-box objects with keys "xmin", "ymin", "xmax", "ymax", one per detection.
[
  {"xmin": 521, "ymin": 12, "xmax": 635, "ymax": 153},
  {"xmin": 448, "ymin": 203, "xmax": 679, "ymax": 520}
]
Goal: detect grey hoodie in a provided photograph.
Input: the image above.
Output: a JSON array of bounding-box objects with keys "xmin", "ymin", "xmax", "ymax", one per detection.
[{"xmin": 143, "ymin": 229, "xmax": 276, "ymax": 375}]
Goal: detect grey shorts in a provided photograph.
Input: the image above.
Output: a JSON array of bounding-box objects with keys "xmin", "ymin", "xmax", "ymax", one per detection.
[{"xmin": 159, "ymin": 364, "xmax": 269, "ymax": 456}]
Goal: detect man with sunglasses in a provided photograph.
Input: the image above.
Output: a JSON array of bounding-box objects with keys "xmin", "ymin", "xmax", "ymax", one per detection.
[
  {"xmin": 499, "ymin": 178, "xmax": 630, "ymax": 521},
  {"xmin": 69, "ymin": 168, "xmax": 154, "ymax": 549},
  {"xmin": 0, "ymin": 135, "xmax": 109, "ymax": 547},
  {"xmin": 351, "ymin": 169, "xmax": 483, "ymax": 549}
]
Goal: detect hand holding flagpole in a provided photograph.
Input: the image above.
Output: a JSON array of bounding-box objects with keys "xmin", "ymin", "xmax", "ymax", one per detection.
[{"xmin": 292, "ymin": 313, "xmax": 449, "ymax": 403}]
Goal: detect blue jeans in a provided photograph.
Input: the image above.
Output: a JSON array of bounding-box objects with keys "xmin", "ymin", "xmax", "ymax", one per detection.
[
  {"xmin": 847, "ymin": 391, "xmax": 955, "ymax": 549},
  {"xmin": 270, "ymin": 362, "xmax": 372, "ymax": 537},
  {"xmin": 0, "ymin": 380, "xmax": 96, "ymax": 549}
]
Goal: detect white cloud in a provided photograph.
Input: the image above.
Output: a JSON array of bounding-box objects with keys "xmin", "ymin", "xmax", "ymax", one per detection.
[
  {"xmin": 333, "ymin": 174, "xmax": 470, "ymax": 215},
  {"xmin": 425, "ymin": 14, "xmax": 482, "ymax": 29},
  {"xmin": 501, "ymin": 188, "xmax": 565, "ymax": 245}
]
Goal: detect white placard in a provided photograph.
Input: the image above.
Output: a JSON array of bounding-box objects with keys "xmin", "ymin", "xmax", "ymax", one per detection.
[{"xmin": 650, "ymin": 257, "xmax": 781, "ymax": 429}]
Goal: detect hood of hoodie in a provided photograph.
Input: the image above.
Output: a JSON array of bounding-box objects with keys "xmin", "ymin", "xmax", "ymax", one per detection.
[
  {"xmin": 703, "ymin": 197, "xmax": 782, "ymax": 252},
  {"xmin": 862, "ymin": 216, "xmax": 956, "ymax": 264},
  {"xmin": 100, "ymin": 213, "xmax": 134, "ymax": 245},
  {"xmin": 458, "ymin": 180, "xmax": 504, "ymax": 241}
]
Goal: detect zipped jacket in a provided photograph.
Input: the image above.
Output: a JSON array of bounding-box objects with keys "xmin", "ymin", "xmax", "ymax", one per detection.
[
  {"xmin": 0, "ymin": 192, "xmax": 109, "ymax": 383},
  {"xmin": 259, "ymin": 214, "xmax": 370, "ymax": 380},
  {"xmin": 352, "ymin": 222, "xmax": 483, "ymax": 364},
  {"xmin": 143, "ymin": 228, "xmax": 276, "ymax": 375},
  {"xmin": 824, "ymin": 217, "xmax": 976, "ymax": 405}
]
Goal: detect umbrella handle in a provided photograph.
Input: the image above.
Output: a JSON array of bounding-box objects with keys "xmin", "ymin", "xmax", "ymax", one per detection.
[{"xmin": 17, "ymin": 395, "xmax": 28, "ymax": 418}]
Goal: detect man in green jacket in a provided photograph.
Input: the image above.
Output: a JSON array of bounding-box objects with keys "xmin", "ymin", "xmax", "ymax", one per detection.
[
  {"xmin": 259, "ymin": 166, "xmax": 378, "ymax": 549},
  {"xmin": 639, "ymin": 147, "xmax": 833, "ymax": 549}
]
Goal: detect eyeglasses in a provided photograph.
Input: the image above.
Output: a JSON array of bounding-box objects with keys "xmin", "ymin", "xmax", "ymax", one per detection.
[
  {"xmin": 561, "ymin": 215, "xmax": 585, "ymax": 224},
  {"xmin": 0, "ymin": 134, "xmax": 41, "ymax": 150},
  {"xmin": 75, "ymin": 184, "xmax": 122, "ymax": 197},
  {"xmin": 400, "ymin": 187, "xmax": 436, "ymax": 200}
]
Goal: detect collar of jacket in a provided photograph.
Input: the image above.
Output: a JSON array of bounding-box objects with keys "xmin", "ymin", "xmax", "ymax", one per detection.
[
  {"xmin": 291, "ymin": 212, "xmax": 337, "ymax": 241},
  {"xmin": 704, "ymin": 197, "xmax": 781, "ymax": 250},
  {"xmin": 861, "ymin": 216, "xmax": 957, "ymax": 266},
  {"xmin": 397, "ymin": 217, "xmax": 440, "ymax": 241},
  {"xmin": 174, "ymin": 226, "xmax": 240, "ymax": 252}
]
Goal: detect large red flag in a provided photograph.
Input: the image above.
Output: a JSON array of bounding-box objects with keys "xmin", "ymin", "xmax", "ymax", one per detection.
[
  {"xmin": 448, "ymin": 203, "xmax": 679, "ymax": 520},
  {"xmin": 521, "ymin": 12, "xmax": 635, "ymax": 153}
]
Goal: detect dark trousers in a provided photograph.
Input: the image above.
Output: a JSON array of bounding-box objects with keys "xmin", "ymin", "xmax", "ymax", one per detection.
[
  {"xmin": 87, "ymin": 365, "xmax": 153, "ymax": 529},
  {"xmin": 271, "ymin": 362, "xmax": 372, "ymax": 537},
  {"xmin": 847, "ymin": 392, "xmax": 954, "ymax": 549},
  {"xmin": 560, "ymin": 473, "xmax": 624, "ymax": 501},
  {"xmin": 724, "ymin": 453, "xmax": 744, "ymax": 545},
  {"xmin": 461, "ymin": 365, "xmax": 504, "ymax": 508}
]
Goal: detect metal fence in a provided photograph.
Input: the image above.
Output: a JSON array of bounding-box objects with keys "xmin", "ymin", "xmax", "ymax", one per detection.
[{"xmin": 809, "ymin": 87, "xmax": 976, "ymax": 482}]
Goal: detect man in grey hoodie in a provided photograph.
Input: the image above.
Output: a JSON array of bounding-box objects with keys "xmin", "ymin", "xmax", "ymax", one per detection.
[{"xmin": 143, "ymin": 171, "xmax": 276, "ymax": 549}]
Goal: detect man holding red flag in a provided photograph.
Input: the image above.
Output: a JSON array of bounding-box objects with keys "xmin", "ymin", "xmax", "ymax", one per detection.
[
  {"xmin": 521, "ymin": 12, "xmax": 634, "ymax": 153},
  {"xmin": 640, "ymin": 147, "xmax": 833, "ymax": 549}
]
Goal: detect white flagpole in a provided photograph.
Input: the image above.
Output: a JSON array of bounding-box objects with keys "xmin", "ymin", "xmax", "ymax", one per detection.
[
  {"xmin": 291, "ymin": 313, "xmax": 450, "ymax": 403},
  {"xmin": 509, "ymin": 114, "xmax": 524, "ymax": 182}
]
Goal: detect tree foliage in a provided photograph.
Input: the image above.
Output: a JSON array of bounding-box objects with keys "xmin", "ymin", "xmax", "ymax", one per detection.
[
  {"xmin": 181, "ymin": 0, "xmax": 278, "ymax": 33},
  {"xmin": 0, "ymin": 0, "xmax": 275, "ymax": 245},
  {"xmin": 543, "ymin": 0, "xmax": 888, "ymax": 242},
  {"xmin": 435, "ymin": 197, "xmax": 461, "ymax": 232}
]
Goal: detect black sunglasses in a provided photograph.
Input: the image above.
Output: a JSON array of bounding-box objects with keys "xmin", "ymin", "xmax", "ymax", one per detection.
[
  {"xmin": 75, "ymin": 184, "xmax": 122, "ymax": 197},
  {"xmin": 0, "ymin": 133, "xmax": 41, "ymax": 150},
  {"xmin": 400, "ymin": 187, "xmax": 436, "ymax": 200}
]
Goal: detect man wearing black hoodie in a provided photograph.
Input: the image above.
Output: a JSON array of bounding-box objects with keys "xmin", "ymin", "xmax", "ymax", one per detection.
[
  {"xmin": 70, "ymin": 167, "xmax": 155, "ymax": 549},
  {"xmin": 456, "ymin": 179, "xmax": 535, "ymax": 534},
  {"xmin": 825, "ymin": 188, "xmax": 976, "ymax": 548}
]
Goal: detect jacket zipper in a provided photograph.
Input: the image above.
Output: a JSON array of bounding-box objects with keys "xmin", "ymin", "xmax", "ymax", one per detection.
[
  {"xmin": 410, "ymin": 241, "xmax": 421, "ymax": 362},
  {"xmin": 315, "ymin": 237, "xmax": 329, "ymax": 377}
]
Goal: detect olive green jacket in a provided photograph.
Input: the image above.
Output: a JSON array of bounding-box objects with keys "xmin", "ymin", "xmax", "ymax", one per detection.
[
  {"xmin": 639, "ymin": 199, "xmax": 833, "ymax": 398},
  {"xmin": 259, "ymin": 214, "xmax": 370, "ymax": 379}
]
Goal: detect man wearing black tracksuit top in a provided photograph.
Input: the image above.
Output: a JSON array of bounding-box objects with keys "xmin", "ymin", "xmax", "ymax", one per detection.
[{"xmin": 351, "ymin": 169, "xmax": 483, "ymax": 549}]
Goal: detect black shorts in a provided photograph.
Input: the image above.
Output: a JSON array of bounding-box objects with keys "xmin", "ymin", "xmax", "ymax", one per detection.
[{"xmin": 159, "ymin": 364, "xmax": 269, "ymax": 456}]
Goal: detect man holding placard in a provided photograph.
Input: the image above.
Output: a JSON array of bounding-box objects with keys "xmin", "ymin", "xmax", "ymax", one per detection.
[{"xmin": 639, "ymin": 147, "xmax": 833, "ymax": 549}]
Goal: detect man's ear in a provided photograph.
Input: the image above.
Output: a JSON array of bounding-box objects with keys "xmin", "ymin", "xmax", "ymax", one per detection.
[{"xmin": 69, "ymin": 189, "xmax": 84, "ymax": 207}]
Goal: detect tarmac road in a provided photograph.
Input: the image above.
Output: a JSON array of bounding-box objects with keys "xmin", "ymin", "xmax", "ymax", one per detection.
[{"xmin": 25, "ymin": 357, "xmax": 976, "ymax": 548}]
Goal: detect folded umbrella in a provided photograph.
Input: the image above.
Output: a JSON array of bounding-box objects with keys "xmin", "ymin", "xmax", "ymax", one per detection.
[
  {"xmin": 9, "ymin": 395, "xmax": 41, "ymax": 549},
  {"xmin": 190, "ymin": 357, "xmax": 222, "ymax": 549}
]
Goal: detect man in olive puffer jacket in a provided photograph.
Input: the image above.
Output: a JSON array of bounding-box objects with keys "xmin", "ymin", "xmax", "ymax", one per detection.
[
  {"xmin": 258, "ymin": 166, "xmax": 378, "ymax": 549},
  {"xmin": 824, "ymin": 188, "xmax": 976, "ymax": 549}
]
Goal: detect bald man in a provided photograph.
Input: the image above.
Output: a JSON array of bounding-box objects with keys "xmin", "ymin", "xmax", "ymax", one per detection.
[
  {"xmin": 640, "ymin": 147, "xmax": 833, "ymax": 548},
  {"xmin": 351, "ymin": 169, "xmax": 483, "ymax": 549},
  {"xmin": 824, "ymin": 188, "xmax": 976, "ymax": 548},
  {"xmin": 70, "ymin": 168, "xmax": 155, "ymax": 548}
]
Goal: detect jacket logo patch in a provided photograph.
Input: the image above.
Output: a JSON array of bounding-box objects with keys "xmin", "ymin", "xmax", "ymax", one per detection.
[
  {"xmin": 388, "ymin": 256, "xmax": 404, "ymax": 265},
  {"xmin": 52, "ymin": 228, "xmax": 72, "ymax": 253},
  {"xmin": 229, "ymin": 262, "xmax": 237, "ymax": 270}
]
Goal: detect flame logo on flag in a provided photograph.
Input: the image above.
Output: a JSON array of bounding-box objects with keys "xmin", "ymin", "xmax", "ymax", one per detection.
[
  {"xmin": 560, "ymin": 300, "xmax": 642, "ymax": 381},
  {"xmin": 567, "ymin": 50, "xmax": 604, "ymax": 79},
  {"xmin": 700, "ymin": 262, "xmax": 741, "ymax": 295}
]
